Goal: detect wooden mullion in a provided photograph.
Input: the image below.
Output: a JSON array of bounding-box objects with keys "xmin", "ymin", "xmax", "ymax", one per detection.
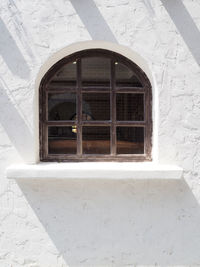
[
  {"xmin": 111, "ymin": 59, "xmax": 116, "ymax": 155},
  {"xmin": 144, "ymin": 90, "xmax": 147, "ymax": 156},
  {"xmin": 45, "ymin": 89, "xmax": 48, "ymax": 122},
  {"xmin": 44, "ymin": 88, "xmax": 49, "ymax": 158},
  {"xmin": 77, "ymin": 58, "xmax": 82, "ymax": 156},
  {"xmin": 116, "ymin": 121, "xmax": 145, "ymax": 127},
  {"xmin": 43, "ymin": 154, "xmax": 150, "ymax": 162},
  {"xmin": 48, "ymin": 81, "xmax": 76, "ymax": 86},
  {"xmin": 82, "ymin": 87, "xmax": 110, "ymax": 93},
  {"xmin": 116, "ymin": 87, "xmax": 145, "ymax": 93},
  {"xmin": 82, "ymin": 121, "xmax": 111, "ymax": 126},
  {"xmin": 46, "ymin": 121, "xmax": 76, "ymax": 126},
  {"xmin": 46, "ymin": 88, "xmax": 77, "ymax": 93}
]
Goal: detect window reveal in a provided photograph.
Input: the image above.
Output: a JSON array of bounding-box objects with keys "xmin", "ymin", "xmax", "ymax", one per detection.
[{"xmin": 40, "ymin": 49, "xmax": 152, "ymax": 161}]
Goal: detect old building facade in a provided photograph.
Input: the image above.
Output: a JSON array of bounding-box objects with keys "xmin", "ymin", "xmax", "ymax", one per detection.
[{"xmin": 1, "ymin": 0, "xmax": 200, "ymax": 266}]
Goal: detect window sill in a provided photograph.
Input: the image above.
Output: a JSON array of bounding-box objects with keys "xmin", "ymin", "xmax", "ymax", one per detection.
[{"xmin": 6, "ymin": 162, "xmax": 183, "ymax": 180}]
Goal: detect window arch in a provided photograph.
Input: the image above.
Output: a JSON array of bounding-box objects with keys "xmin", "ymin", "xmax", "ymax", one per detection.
[{"xmin": 39, "ymin": 49, "xmax": 152, "ymax": 161}]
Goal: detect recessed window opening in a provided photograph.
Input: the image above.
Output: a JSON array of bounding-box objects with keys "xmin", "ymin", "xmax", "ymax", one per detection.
[{"xmin": 39, "ymin": 49, "xmax": 152, "ymax": 161}]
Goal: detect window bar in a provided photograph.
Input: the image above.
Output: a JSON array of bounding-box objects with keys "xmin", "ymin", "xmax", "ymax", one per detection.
[
  {"xmin": 45, "ymin": 90, "xmax": 48, "ymax": 122},
  {"xmin": 144, "ymin": 87, "xmax": 151, "ymax": 159},
  {"xmin": 46, "ymin": 88, "xmax": 77, "ymax": 93},
  {"xmin": 111, "ymin": 59, "xmax": 116, "ymax": 155},
  {"xmin": 115, "ymin": 87, "xmax": 145, "ymax": 93},
  {"xmin": 46, "ymin": 121, "xmax": 75, "ymax": 126},
  {"xmin": 77, "ymin": 58, "xmax": 82, "ymax": 156},
  {"xmin": 44, "ymin": 88, "xmax": 49, "ymax": 157}
]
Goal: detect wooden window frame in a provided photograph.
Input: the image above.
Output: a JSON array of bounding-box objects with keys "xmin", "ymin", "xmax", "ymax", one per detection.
[{"xmin": 39, "ymin": 49, "xmax": 152, "ymax": 162}]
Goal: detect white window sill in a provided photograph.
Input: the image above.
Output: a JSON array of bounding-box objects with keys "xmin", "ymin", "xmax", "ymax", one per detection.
[{"xmin": 6, "ymin": 162, "xmax": 183, "ymax": 180}]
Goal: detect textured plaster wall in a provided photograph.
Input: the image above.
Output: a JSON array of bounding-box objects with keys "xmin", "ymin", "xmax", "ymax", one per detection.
[{"xmin": 0, "ymin": 0, "xmax": 200, "ymax": 266}]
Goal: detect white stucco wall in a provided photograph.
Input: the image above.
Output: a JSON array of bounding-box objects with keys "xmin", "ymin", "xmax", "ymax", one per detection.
[{"xmin": 0, "ymin": 0, "xmax": 200, "ymax": 266}]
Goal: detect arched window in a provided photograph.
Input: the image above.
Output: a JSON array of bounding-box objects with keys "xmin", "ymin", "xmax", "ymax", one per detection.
[{"xmin": 39, "ymin": 49, "xmax": 152, "ymax": 161}]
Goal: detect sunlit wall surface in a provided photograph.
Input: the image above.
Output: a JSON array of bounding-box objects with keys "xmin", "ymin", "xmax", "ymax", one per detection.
[{"xmin": 0, "ymin": 0, "xmax": 200, "ymax": 265}]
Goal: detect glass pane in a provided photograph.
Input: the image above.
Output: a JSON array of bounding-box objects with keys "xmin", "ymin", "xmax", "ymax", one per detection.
[
  {"xmin": 116, "ymin": 93, "xmax": 144, "ymax": 121},
  {"xmin": 48, "ymin": 93, "xmax": 76, "ymax": 121},
  {"xmin": 117, "ymin": 127, "xmax": 144, "ymax": 154},
  {"xmin": 49, "ymin": 62, "xmax": 76, "ymax": 88},
  {"xmin": 116, "ymin": 62, "xmax": 142, "ymax": 87},
  {"xmin": 83, "ymin": 126, "xmax": 110, "ymax": 154},
  {"xmin": 82, "ymin": 93, "xmax": 110, "ymax": 121},
  {"xmin": 48, "ymin": 126, "xmax": 77, "ymax": 154},
  {"xmin": 82, "ymin": 57, "xmax": 110, "ymax": 87}
]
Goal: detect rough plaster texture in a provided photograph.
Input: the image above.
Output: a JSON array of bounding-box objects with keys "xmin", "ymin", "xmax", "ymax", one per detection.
[{"xmin": 1, "ymin": 0, "xmax": 200, "ymax": 266}]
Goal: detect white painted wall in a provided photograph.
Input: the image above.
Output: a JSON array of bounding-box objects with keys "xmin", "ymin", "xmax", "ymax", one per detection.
[{"xmin": 0, "ymin": 0, "xmax": 200, "ymax": 266}]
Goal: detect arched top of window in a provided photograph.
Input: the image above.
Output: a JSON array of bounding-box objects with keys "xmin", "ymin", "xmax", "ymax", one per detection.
[{"xmin": 39, "ymin": 49, "xmax": 152, "ymax": 162}]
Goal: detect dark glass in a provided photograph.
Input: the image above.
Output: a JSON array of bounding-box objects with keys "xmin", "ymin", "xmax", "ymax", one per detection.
[
  {"xmin": 82, "ymin": 93, "xmax": 110, "ymax": 121},
  {"xmin": 82, "ymin": 57, "xmax": 110, "ymax": 87},
  {"xmin": 83, "ymin": 126, "xmax": 110, "ymax": 154},
  {"xmin": 49, "ymin": 62, "xmax": 77, "ymax": 88},
  {"xmin": 115, "ymin": 62, "xmax": 142, "ymax": 87},
  {"xmin": 48, "ymin": 93, "xmax": 76, "ymax": 121},
  {"xmin": 117, "ymin": 127, "xmax": 144, "ymax": 154},
  {"xmin": 116, "ymin": 93, "xmax": 144, "ymax": 121},
  {"xmin": 48, "ymin": 126, "xmax": 77, "ymax": 154}
]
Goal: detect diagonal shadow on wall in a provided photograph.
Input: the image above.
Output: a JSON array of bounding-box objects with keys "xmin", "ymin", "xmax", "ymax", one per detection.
[
  {"xmin": 160, "ymin": 0, "xmax": 200, "ymax": 66},
  {"xmin": 0, "ymin": 80, "xmax": 34, "ymax": 162},
  {"xmin": 0, "ymin": 18, "xmax": 30, "ymax": 79},
  {"xmin": 18, "ymin": 178, "xmax": 200, "ymax": 265},
  {"xmin": 69, "ymin": 0, "xmax": 117, "ymax": 43}
]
